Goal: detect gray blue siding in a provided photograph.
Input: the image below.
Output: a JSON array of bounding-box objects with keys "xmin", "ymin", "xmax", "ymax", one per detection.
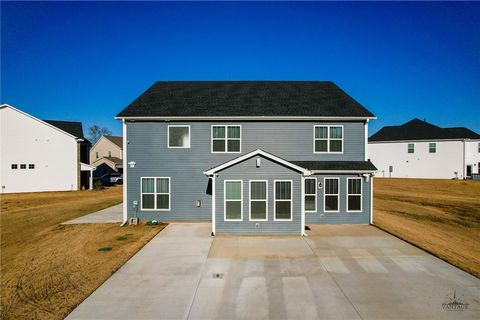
[{"xmin": 125, "ymin": 121, "xmax": 368, "ymax": 222}]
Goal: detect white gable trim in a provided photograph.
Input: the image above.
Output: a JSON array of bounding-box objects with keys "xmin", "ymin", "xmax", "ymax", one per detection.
[
  {"xmin": 1, "ymin": 104, "xmax": 79, "ymax": 140},
  {"xmin": 203, "ymin": 149, "xmax": 312, "ymax": 176}
]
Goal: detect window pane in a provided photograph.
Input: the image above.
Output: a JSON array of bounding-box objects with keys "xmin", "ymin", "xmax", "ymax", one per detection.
[
  {"xmin": 212, "ymin": 126, "xmax": 225, "ymax": 138},
  {"xmin": 408, "ymin": 144, "xmax": 414, "ymax": 153},
  {"xmin": 156, "ymin": 194, "xmax": 169, "ymax": 209},
  {"xmin": 226, "ymin": 201, "xmax": 241, "ymax": 219},
  {"xmin": 325, "ymin": 179, "xmax": 338, "ymax": 195},
  {"xmin": 213, "ymin": 140, "xmax": 226, "ymax": 152},
  {"xmin": 275, "ymin": 181, "xmax": 291, "ymax": 200},
  {"xmin": 348, "ymin": 195, "xmax": 361, "ymax": 211},
  {"xmin": 227, "ymin": 140, "xmax": 240, "ymax": 152},
  {"xmin": 227, "ymin": 126, "xmax": 240, "ymax": 139},
  {"xmin": 315, "ymin": 140, "xmax": 328, "ymax": 152},
  {"xmin": 169, "ymin": 127, "xmax": 190, "ymax": 147},
  {"xmin": 305, "ymin": 179, "xmax": 316, "ymax": 195},
  {"xmin": 348, "ymin": 179, "xmax": 361, "ymax": 195},
  {"xmin": 315, "ymin": 126, "xmax": 328, "ymax": 139},
  {"xmin": 142, "ymin": 178, "xmax": 154, "ymax": 193},
  {"xmin": 156, "ymin": 178, "xmax": 169, "ymax": 193},
  {"xmin": 251, "ymin": 201, "xmax": 267, "ymax": 219},
  {"xmin": 226, "ymin": 182, "xmax": 241, "ymax": 200},
  {"xmin": 429, "ymin": 143, "xmax": 436, "ymax": 153},
  {"xmin": 142, "ymin": 194, "xmax": 154, "ymax": 209},
  {"xmin": 330, "ymin": 140, "xmax": 342, "ymax": 152},
  {"xmin": 325, "ymin": 195, "xmax": 338, "ymax": 211},
  {"xmin": 305, "ymin": 196, "xmax": 316, "ymax": 211},
  {"xmin": 275, "ymin": 201, "xmax": 291, "ymax": 219},
  {"xmin": 330, "ymin": 126, "xmax": 343, "ymax": 139},
  {"xmin": 251, "ymin": 181, "xmax": 266, "ymax": 200}
]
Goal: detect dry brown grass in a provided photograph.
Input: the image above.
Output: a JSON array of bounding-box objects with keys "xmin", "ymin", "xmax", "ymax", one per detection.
[
  {"xmin": 0, "ymin": 187, "xmax": 166, "ymax": 320},
  {"xmin": 373, "ymin": 178, "xmax": 480, "ymax": 278}
]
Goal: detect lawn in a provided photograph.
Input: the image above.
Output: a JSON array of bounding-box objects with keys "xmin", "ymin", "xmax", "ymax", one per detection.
[
  {"xmin": 373, "ymin": 178, "xmax": 480, "ymax": 278},
  {"xmin": 0, "ymin": 186, "xmax": 166, "ymax": 320}
]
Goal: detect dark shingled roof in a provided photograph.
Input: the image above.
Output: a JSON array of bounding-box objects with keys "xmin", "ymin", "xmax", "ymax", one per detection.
[
  {"xmin": 369, "ymin": 119, "xmax": 480, "ymax": 142},
  {"xmin": 104, "ymin": 136, "xmax": 123, "ymax": 148},
  {"xmin": 291, "ymin": 160, "xmax": 377, "ymax": 171},
  {"xmin": 44, "ymin": 120, "xmax": 86, "ymax": 139},
  {"xmin": 116, "ymin": 81, "xmax": 375, "ymax": 118}
]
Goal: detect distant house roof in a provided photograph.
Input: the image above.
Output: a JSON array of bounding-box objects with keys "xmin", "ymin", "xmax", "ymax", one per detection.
[
  {"xmin": 44, "ymin": 120, "xmax": 86, "ymax": 140},
  {"xmin": 291, "ymin": 160, "xmax": 377, "ymax": 172},
  {"xmin": 103, "ymin": 156, "xmax": 123, "ymax": 165},
  {"xmin": 116, "ymin": 81, "xmax": 375, "ymax": 119},
  {"xmin": 369, "ymin": 119, "xmax": 480, "ymax": 142},
  {"xmin": 104, "ymin": 136, "xmax": 123, "ymax": 148}
]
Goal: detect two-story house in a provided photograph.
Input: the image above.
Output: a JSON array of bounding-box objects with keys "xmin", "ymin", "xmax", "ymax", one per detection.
[
  {"xmin": 90, "ymin": 135, "xmax": 123, "ymax": 177},
  {"xmin": 116, "ymin": 81, "xmax": 377, "ymax": 235}
]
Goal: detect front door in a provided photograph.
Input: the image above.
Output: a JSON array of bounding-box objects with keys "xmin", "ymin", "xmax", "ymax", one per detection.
[{"xmin": 466, "ymin": 165, "xmax": 472, "ymax": 178}]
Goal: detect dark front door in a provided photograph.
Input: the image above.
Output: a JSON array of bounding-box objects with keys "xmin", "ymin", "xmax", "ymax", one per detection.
[{"xmin": 466, "ymin": 165, "xmax": 472, "ymax": 178}]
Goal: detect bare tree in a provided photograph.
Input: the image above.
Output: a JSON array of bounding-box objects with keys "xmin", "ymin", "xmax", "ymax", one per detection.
[{"xmin": 88, "ymin": 125, "xmax": 112, "ymax": 144}]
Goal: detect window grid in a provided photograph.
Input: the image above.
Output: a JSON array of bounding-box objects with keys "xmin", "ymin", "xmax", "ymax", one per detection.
[
  {"xmin": 212, "ymin": 125, "xmax": 241, "ymax": 153},
  {"xmin": 28, "ymin": 164, "xmax": 35, "ymax": 169},
  {"xmin": 249, "ymin": 180, "xmax": 268, "ymax": 221},
  {"xmin": 11, "ymin": 164, "xmax": 18, "ymax": 169},
  {"xmin": 140, "ymin": 177, "xmax": 170, "ymax": 211},
  {"xmin": 429, "ymin": 143, "xmax": 436, "ymax": 153},
  {"xmin": 274, "ymin": 180, "xmax": 293, "ymax": 221},
  {"xmin": 20, "ymin": 164, "xmax": 27, "ymax": 169},
  {"xmin": 324, "ymin": 178, "xmax": 340, "ymax": 212},
  {"xmin": 408, "ymin": 143, "xmax": 414, "ymax": 153},
  {"xmin": 304, "ymin": 178, "xmax": 317, "ymax": 213},
  {"xmin": 347, "ymin": 178, "xmax": 362, "ymax": 212},
  {"xmin": 314, "ymin": 125, "xmax": 343, "ymax": 153},
  {"xmin": 224, "ymin": 180, "xmax": 243, "ymax": 221}
]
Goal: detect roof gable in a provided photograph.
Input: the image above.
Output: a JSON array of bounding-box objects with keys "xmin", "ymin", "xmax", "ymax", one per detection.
[
  {"xmin": 44, "ymin": 120, "xmax": 86, "ymax": 139},
  {"xmin": 116, "ymin": 81, "xmax": 375, "ymax": 119},
  {"xmin": 103, "ymin": 136, "xmax": 123, "ymax": 148},
  {"xmin": 369, "ymin": 118, "xmax": 480, "ymax": 142}
]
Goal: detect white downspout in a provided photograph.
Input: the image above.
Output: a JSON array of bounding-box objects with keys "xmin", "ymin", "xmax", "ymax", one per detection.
[
  {"xmin": 122, "ymin": 119, "xmax": 128, "ymax": 225},
  {"xmin": 370, "ymin": 176, "xmax": 374, "ymax": 225},
  {"xmin": 301, "ymin": 175, "xmax": 306, "ymax": 236},
  {"xmin": 364, "ymin": 120, "xmax": 369, "ymax": 161},
  {"xmin": 211, "ymin": 174, "xmax": 216, "ymax": 236},
  {"xmin": 462, "ymin": 139, "xmax": 466, "ymax": 179}
]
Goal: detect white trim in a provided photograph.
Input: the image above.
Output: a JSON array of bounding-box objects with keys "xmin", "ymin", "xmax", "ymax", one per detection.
[
  {"xmin": 211, "ymin": 125, "xmax": 241, "ymax": 154},
  {"xmin": 311, "ymin": 169, "xmax": 376, "ymax": 174},
  {"xmin": 116, "ymin": 115, "xmax": 377, "ymax": 121},
  {"xmin": 249, "ymin": 180, "xmax": 268, "ymax": 222},
  {"xmin": 370, "ymin": 177, "xmax": 373, "ymax": 224},
  {"xmin": 167, "ymin": 125, "xmax": 191, "ymax": 148},
  {"xmin": 323, "ymin": 177, "xmax": 340, "ymax": 213},
  {"xmin": 304, "ymin": 177, "xmax": 317, "ymax": 213},
  {"xmin": 301, "ymin": 176, "xmax": 305, "ymax": 235},
  {"xmin": 140, "ymin": 177, "xmax": 171, "ymax": 211},
  {"xmin": 313, "ymin": 125, "xmax": 344, "ymax": 154},
  {"xmin": 273, "ymin": 180, "xmax": 293, "ymax": 221},
  {"xmin": 122, "ymin": 120, "xmax": 127, "ymax": 223},
  {"xmin": 204, "ymin": 149, "xmax": 312, "ymax": 176},
  {"xmin": 212, "ymin": 175, "xmax": 216, "ymax": 235},
  {"xmin": 346, "ymin": 177, "xmax": 363, "ymax": 213},
  {"xmin": 369, "ymin": 138, "xmax": 480, "ymax": 144},
  {"xmin": 224, "ymin": 180, "xmax": 243, "ymax": 221}
]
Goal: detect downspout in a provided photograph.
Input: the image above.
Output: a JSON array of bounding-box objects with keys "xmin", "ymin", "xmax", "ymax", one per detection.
[
  {"xmin": 121, "ymin": 119, "xmax": 128, "ymax": 226},
  {"xmin": 301, "ymin": 175, "xmax": 306, "ymax": 236},
  {"xmin": 364, "ymin": 119, "xmax": 369, "ymax": 161},
  {"xmin": 211, "ymin": 174, "xmax": 216, "ymax": 236},
  {"xmin": 462, "ymin": 139, "xmax": 466, "ymax": 179},
  {"xmin": 370, "ymin": 175, "xmax": 374, "ymax": 225}
]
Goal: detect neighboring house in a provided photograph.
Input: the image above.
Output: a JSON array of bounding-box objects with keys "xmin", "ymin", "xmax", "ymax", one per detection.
[
  {"xmin": 116, "ymin": 81, "xmax": 377, "ymax": 235},
  {"xmin": 369, "ymin": 118, "xmax": 480, "ymax": 179},
  {"xmin": 90, "ymin": 135, "xmax": 123, "ymax": 177},
  {"xmin": 0, "ymin": 104, "xmax": 94, "ymax": 193}
]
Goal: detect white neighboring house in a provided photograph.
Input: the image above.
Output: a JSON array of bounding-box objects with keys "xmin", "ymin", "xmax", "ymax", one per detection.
[
  {"xmin": 369, "ymin": 119, "xmax": 480, "ymax": 179},
  {"xmin": 0, "ymin": 104, "xmax": 95, "ymax": 193}
]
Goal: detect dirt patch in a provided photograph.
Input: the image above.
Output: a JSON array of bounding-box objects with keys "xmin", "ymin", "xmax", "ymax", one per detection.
[
  {"xmin": 0, "ymin": 187, "xmax": 166, "ymax": 320},
  {"xmin": 373, "ymin": 178, "xmax": 480, "ymax": 278}
]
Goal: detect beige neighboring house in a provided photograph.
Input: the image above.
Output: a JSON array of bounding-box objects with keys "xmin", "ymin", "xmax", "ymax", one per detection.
[{"xmin": 90, "ymin": 135, "xmax": 123, "ymax": 176}]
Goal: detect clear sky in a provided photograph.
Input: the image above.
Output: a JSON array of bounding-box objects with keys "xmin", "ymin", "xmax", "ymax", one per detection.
[{"xmin": 2, "ymin": 1, "xmax": 479, "ymax": 136}]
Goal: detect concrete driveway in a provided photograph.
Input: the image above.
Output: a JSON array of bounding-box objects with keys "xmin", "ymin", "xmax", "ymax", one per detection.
[{"xmin": 67, "ymin": 224, "xmax": 480, "ymax": 320}]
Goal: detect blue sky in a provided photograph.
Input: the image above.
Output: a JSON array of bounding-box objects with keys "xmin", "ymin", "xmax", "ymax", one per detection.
[{"xmin": 2, "ymin": 1, "xmax": 479, "ymax": 136}]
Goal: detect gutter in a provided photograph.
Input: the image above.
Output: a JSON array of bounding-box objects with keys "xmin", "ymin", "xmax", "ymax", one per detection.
[{"xmin": 115, "ymin": 116, "xmax": 377, "ymax": 121}]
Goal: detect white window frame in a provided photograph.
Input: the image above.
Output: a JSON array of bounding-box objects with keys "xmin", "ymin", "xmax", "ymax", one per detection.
[
  {"xmin": 429, "ymin": 142, "xmax": 436, "ymax": 153},
  {"xmin": 274, "ymin": 180, "xmax": 293, "ymax": 221},
  {"xmin": 249, "ymin": 180, "xmax": 268, "ymax": 221},
  {"xmin": 304, "ymin": 177, "xmax": 317, "ymax": 213},
  {"xmin": 323, "ymin": 177, "xmax": 340, "ymax": 213},
  {"xmin": 211, "ymin": 125, "xmax": 241, "ymax": 154},
  {"xmin": 224, "ymin": 180, "xmax": 243, "ymax": 221},
  {"xmin": 140, "ymin": 177, "xmax": 171, "ymax": 211},
  {"xmin": 168, "ymin": 125, "xmax": 191, "ymax": 149},
  {"xmin": 313, "ymin": 125, "xmax": 344, "ymax": 154},
  {"xmin": 346, "ymin": 177, "xmax": 362, "ymax": 213},
  {"xmin": 408, "ymin": 143, "xmax": 415, "ymax": 154}
]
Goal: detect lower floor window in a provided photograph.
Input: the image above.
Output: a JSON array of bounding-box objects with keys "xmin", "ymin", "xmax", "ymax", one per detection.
[
  {"xmin": 250, "ymin": 180, "xmax": 267, "ymax": 221},
  {"xmin": 141, "ymin": 177, "xmax": 170, "ymax": 210},
  {"xmin": 347, "ymin": 178, "xmax": 362, "ymax": 212},
  {"xmin": 275, "ymin": 180, "xmax": 292, "ymax": 220},
  {"xmin": 225, "ymin": 180, "xmax": 242, "ymax": 220},
  {"xmin": 324, "ymin": 178, "xmax": 339, "ymax": 212},
  {"xmin": 304, "ymin": 178, "xmax": 317, "ymax": 212}
]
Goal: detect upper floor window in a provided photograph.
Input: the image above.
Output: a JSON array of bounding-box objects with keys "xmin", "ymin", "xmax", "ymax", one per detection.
[
  {"xmin": 408, "ymin": 143, "xmax": 414, "ymax": 154},
  {"xmin": 478, "ymin": 142, "xmax": 480, "ymax": 153},
  {"xmin": 168, "ymin": 125, "xmax": 190, "ymax": 148},
  {"xmin": 108, "ymin": 151, "xmax": 112, "ymax": 157},
  {"xmin": 11, "ymin": 164, "xmax": 18, "ymax": 169},
  {"xmin": 314, "ymin": 125, "xmax": 343, "ymax": 153},
  {"xmin": 29, "ymin": 164, "xmax": 35, "ymax": 169},
  {"xmin": 96, "ymin": 152, "xmax": 99, "ymax": 159},
  {"xmin": 429, "ymin": 143, "xmax": 436, "ymax": 153},
  {"xmin": 212, "ymin": 125, "xmax": 241, "ymax": 153},
  {"xmin": 20, "ymin": 164, "xmax": 27, "ymax": 169}
]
